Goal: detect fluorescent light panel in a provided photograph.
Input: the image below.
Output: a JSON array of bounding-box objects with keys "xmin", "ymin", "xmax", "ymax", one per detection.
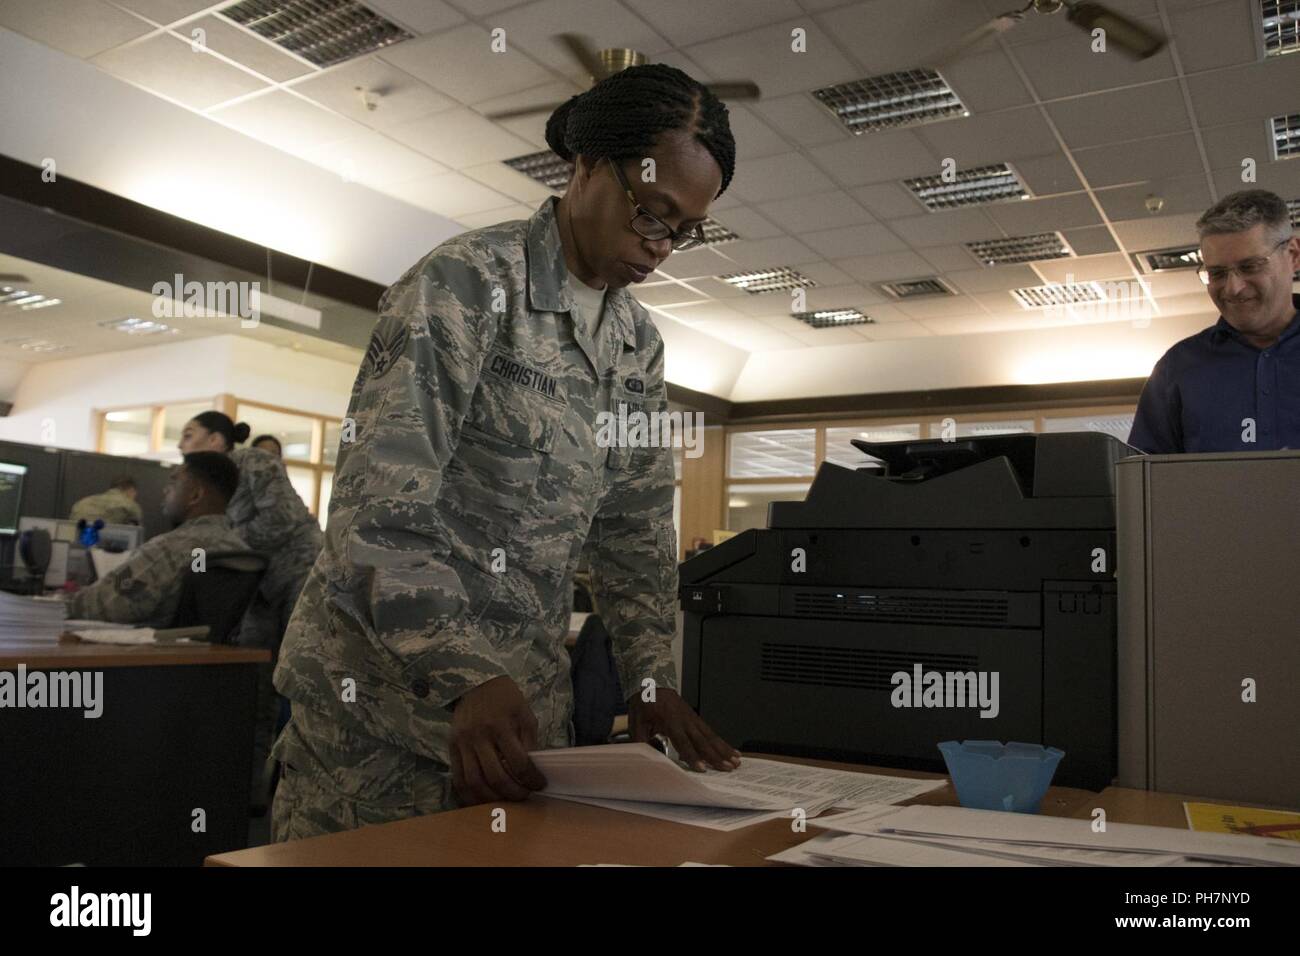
[
  {"xmin": 1261, "ymin": 1, "xmax": 1300, "ymax": 57},
  {"xmin": 811, "ymin": 68, "xmax": 968, "ymax": 135},
  {"xmin": 720, "ymin": 267, "xmax": 816, "ymax": 294},
  {"xmin": 1271, "ymin": 112, "xmax": 1300, "ymax": 158},
  {"xmin": 966, "ymin": 232, "xmax": 1072, "ymax": 266},
  {"xmin": 1010, "ymin": 282, "xmax": 1107, "ymax": 309},
  {"xmin": 99, "ymin": 317, "xmax": 180, "ymax": 336},
  {"xmin": 503, "ymin": 150, "xmax": 572, "ymax": 190},
  {"xmin": 791, "ymin": 308, "xmax": 873, "ymax": 328},
  {"xmin": 904, "ymin": 163, "xmax": 1030, "ymax": 211},
  {"xmin": 220, "ymin": 0, "xmax": 412, "ymax": 68}
]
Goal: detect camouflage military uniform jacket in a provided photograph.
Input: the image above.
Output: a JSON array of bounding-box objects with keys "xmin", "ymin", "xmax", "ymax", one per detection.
[
  {"xmin": 274, "ymin": 195, "xmax": 678, "ymax": 764},
  {"xmin": 65, "ymin": 514, "xmax": 247, "ymax": 628},
  {"xmin": 228, "ymin": 446, "xmax": 323, "ymax": 609},
  {"xmin": 69, "ymin": 488, "xmax": 143, "ymax": 526}
]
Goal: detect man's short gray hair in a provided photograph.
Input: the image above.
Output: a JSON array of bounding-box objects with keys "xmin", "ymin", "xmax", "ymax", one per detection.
[{"xmin": 1196, "ymin": 189, "xmax": 1293, "ymax": 244}]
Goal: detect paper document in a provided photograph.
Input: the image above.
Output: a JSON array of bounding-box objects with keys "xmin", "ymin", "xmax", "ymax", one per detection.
[
  {"xmin": 1184, "ymin": 802, "xmax": 1300, "ymax": 841},
  {"xmin": 0, "ymin": 591, "xmax": 68, "ymax": 643},
  {"xmin": 555, "ymin": 793, "xmax": 838, "ymax": 831}
]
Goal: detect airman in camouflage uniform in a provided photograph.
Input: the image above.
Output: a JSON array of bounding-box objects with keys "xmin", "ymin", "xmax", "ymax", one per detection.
[
  {"xmin": 270, "ymin": 195, "xmax": 681, "ymax": 838},
  {"xmin": 69, "ymin": 486, "xmax": 143, "ymax": 527}
]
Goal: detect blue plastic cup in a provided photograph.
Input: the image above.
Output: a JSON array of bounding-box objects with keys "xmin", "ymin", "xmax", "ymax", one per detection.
[{"xmin": 937, "ymin": 740, "xmax": 1065, "ymax": 814}]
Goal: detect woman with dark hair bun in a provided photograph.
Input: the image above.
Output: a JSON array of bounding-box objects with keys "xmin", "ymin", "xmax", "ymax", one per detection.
[
  {"xmin": 252, "ymin": 434, "xmax": 283, "ymax": 459},
  {"xmin": 271, "ymin": 63, "xmax": 741, "ymax": 840},
  {"xmin": 178, "ymin": 410, "xmax": 322, "ymax": 805}
]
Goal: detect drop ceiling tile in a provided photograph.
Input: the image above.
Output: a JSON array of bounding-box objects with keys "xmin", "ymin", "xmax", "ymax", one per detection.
[
  {"xmin": 92, "ymin": 32, "xmax": 270, "ymax": 110},
  {"xmin": 1014, "ymin": 153, "xmax": 1084, "ymax": 197},
  {"xmin": 454, "ymin": 203, "xmax": 536, "ymax": 229},
  {"xmin": 623, "ymin": 0, "xmax": 801, "ymax": 47},
  {"xmin": 892, "ymin": 294, "xmax": 985, "ymax": 320},
  {"xmin": 857, "ymin": 320, "xmax": 932, "ymax": 340},
  {"xmin": 1199, "ymin": 120, "xmax": 1275, "ymax": 171},
  {"xmin": 111, "ymin": 0, "xmax": 211, "ymax": 26},
  {"xmin": 985, "ymin": 192, "xmax": 1103, "ymax": 234},
  {"xmin": 800, "ymin": 223, "xmax": 909, "ymax": 258},
  {"xmin": 1071, "ymin": 132, "xmax": 1205, "ymax": 188},
  {"xmin": 888, "ymin": 208, "xmax": 1001, "ymax": 247},
  {"xmin": 459, "ymin": 162, "xmax": 556, "ymax": 202},
  {"xmin": 182, "ymin": 14, "xmax": 313, "ymax": 82},
  {"xmin": 763, "ymin": 315, "xmax": 867, "ymax": 346},
  {"xmin": 710, "ymin": 236, "xmax": 820, "ymax": 270},
  {"xmin": 628, "ymin": 283, "xmax": 710, "ymax": 307},
  {"xmin": 1033, "ymin": 253, "xmax": 1132, "ymax": 284},
  {"xmin": 685, "ymin": 276, "xmax": 750, "ymax": 300},
  {"xmin": 710, "ymin": 206, "xmax": 786, "ymax": 241},
  {"xmin": 364, "ymin": 0, "xmax": 467, "ymax": 34},
  {"xmin": 1109, "ymin": 212, "xmax": 1204, "ymax": 251},
  {"xmin": 1209, "ymin": 159, "xmax": 1300, "ymax": 199},
  {"xmin": 942, "ymin": 47, "xmax": 1033, "ymax": 113},
  {"xmin": 298, "ymin": 132, "xmax": 450, "ymax": 188},
  {"xmin": 795, "ymin": 260, "xmax": 860, "ymax": 288},
  {"xmin": 289, "ymin": 56, "xmax": 457, "ymax": 129},
  {"xmin": 681, "ymin": 18, "xmax": 858, "ymax": 98},
  {"xmin": 915, "ymin": 108, "xmax": 1060, "ymax": 166},
  {"xmin": 652, "ymin": 246, "xmax": 734, "ymax": 280},
  {"xmin": 728, "ymin": 152, "xmax": 837, "ymax": 203},
  {"xmin": 1168, "ymin": 0, "xmax": 1260, "ymax": 73},
  {"xmin": 727, "ymin": 290, "xmax": 808, "ymax": 317},
  {"xmin": 920, "ymin": 313, "xmax": 1044, "ymax": 336},
  {"xmin": 815, "ymin": 0, "xmax": 992, "ymax": 75},
  {"xmin": 1094, "ymin": 174, "xmax": 1214, "ymax": 221},
  {"xmin": 831, "ymin": 251, "xmax": 933, "ymax": 283},
  {"xmin": 693, "ymin": 315, "xmax": 803, "ymax": 351},
  {"xmin": 1143, "ymin": 270, "xmax": 1209, "ymax": 297},
  {"xmin": 1046, "ymin": 81, "xmax": 1191, "ymax": 150},
  {"xmin": 945, "ymin": 264, "xmax": 1042, "ymax": 294},
  {"xmin": 1062, "ymin": 225, "xmax": 1120, "ymax": 256},
  {"xmin": 1184, "ymin": 54, "xmax": 1300, "ymax": 128},
  {"xmin": 378, "ymin": 23, "xmax": 554, "ymax": 106},
  {"xmin": 656, "ymin": 301, "xmax": 751, "ymax": 324},
  {"xmin": 754, "ymin": 190, "xmax": 875, "ymax": 233},
  {"xmin": 749, "ymin": 93, "xmax": 848, "ymax": 148},
  {"xmin": 920, "ymin": 244, "xmax": 981, "ymax": 272},
  {"xmin": 1009, "ymin": 20, "xmax": 1176, "ymax": 101},
  {"xmin": 445, "ymin": 0, "xmax": 529, "ymax": 15},
  {"xmin": 807, "ymin": 130, "xmax": 939, "ymax": 186},
  {"xmin": 488, "ymin": 0, "xmax": 673, "ymax": 79},
  {"xmin": 209, "ymin": 90, "xmax": 368, "ymax": 154},
  {"xmin": 852, "ymin": 181, "xmax": 925, "ymax": 219},
  {"xmin": 1001, "ymin": 0, "xmax": 1159, "ymax": 46},
  {"xmin": 380, "ymin": 170, "xmax": 513, "ymax": 216},
  {"xmin": 386, "ymin": 107, "xmax": 536, "ymax": 167},
  {"xmin": 802, "ymin": 282, "xmax": 882, "ymax": 310},
  {"xmin": 728, "ymin": 106, "xmax": 797, "ymax": 160}
]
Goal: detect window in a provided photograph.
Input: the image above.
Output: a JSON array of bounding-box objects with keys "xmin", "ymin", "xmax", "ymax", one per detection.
[
  {"xmin": 318, "ymin": 470, "xmax": 334, "ymax": 530},
  {"xmin": 1042, "ymin": 413, "xmax": 1135, "ymax": 443},
  {"xmin": 928, "ymin": 418, "xmax": 1035, "ymax": 439},
  {"xmin": 162, "ymin": 402, "xmax": 213, "ymax": 454},
  {"xmin": 100, "ymin": 408, "xmax": 152, "ymax": 456},
  {"xmin": 728, "ymin": 429, "xmax": 816, "ymax": 478},
  {"xmin": 236, "ymin": 405, "xmax": 314, "ymax": 462}
]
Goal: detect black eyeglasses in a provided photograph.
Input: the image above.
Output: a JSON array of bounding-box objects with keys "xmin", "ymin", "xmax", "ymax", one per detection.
[
  {"xmin": 607, "ymin": 158, "xmax": 706, "ymax": 252},
  {"xmin": 1198, "ymin": 237, "xmax": 1293, "ymax": 285}
]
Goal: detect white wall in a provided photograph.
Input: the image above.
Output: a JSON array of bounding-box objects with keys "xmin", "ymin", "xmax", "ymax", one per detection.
[
  {"xmin": 730, "ymin": 312, "xmax": 1217, "ymax": 402},
  {"xmin": 0, "ymin": 335, "xmax": 357, "ymax": 451}
]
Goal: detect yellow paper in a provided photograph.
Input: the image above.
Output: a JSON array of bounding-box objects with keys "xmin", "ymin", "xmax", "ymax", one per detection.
[{"xmin": 1184, "ymin": 802, "xmax": 1300, "ymax": 841}]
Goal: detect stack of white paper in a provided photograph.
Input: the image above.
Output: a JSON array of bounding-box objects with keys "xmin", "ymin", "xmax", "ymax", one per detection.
[
  {"xmin": 532, "ymin": 744, "xmax": 946, "ymax": 831},
  {"xmin": 0, "ymin": 591, "xmax": 67, "ymax": 644},
  {"xmin": 771, "ymin": 804, "xmax": 1300, "ymax": 867}
]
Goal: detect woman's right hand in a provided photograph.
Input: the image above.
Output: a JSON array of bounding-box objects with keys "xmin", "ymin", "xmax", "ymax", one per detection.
[{"xmin": 448, "ymin": 675, "xmax": 547, "ymax": 805}]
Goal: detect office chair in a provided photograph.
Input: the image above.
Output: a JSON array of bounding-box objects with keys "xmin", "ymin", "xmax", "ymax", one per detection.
[
  {"xmin": 570, "ymin": 613, "xmax": 629, "ymax": 745},
  {"xmin": 170, "ymin": 551, "xmax": 268, "ymax": 644}
]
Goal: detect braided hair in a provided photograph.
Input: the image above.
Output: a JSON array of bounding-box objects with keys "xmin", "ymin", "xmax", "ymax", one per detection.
[{"xmin": 544, "ymin": 64, "xmax": 735, "ymax": 198}]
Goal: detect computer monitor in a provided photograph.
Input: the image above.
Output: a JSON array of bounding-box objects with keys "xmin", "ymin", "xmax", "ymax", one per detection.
[{"xmin": 0, "ymin": 462, "xmax": 27, "ymax": 535}]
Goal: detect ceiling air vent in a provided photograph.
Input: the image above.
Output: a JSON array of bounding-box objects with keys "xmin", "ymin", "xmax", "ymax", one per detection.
[
  {"xmin": 1271, "ymin": 112, "xmax": 1300, "ymax": 159},
  {"xmin": 1010, "ymin": 282, "xmax": 1106, "ymax": 309},
  {"xmin": 1261, "ymin": 1, "xmax": 1300, "ymax": 57},
  {"xmin": 720, "ymin": 267, "xmax": 816, "ymax": 294},
  {"xmin": 1137, "ymin": 245, "xmax": 1203, "ymax": 273},
  {"xmin": 966, "ymin": 232, "xmax": 1072, "ymax": 266},
  {"xmin": 879, "ymin": 277, "xmax": 955, "ymax": 299},
  {"xmin": 791, "ymin": 308, "xmax": 873, "ymax": 328},
  {"xmin": 904, "ymin": 162, "xmax": 1030, "ymax": 211},
  {"xmin": 220, "ymin": 0, "xmax": 413, "ymax": 68},
  {"xmin": 811, "ymin": 68, "xmax": 967, "ymax": 135}
]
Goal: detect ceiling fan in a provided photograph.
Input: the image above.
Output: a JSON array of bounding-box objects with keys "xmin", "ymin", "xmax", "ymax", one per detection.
[
  {"xmin": 483, "ymin": 33, "xmax": 761, "ymax": 122},
  {"xmin": 934, "ymin": 0, "xmax": 1167, "ymax": 66}
]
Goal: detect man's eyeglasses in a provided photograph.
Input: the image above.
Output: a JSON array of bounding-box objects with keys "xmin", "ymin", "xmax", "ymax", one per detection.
[
  {"xmin": 607, "ymin": 158, "xmax": 705, "ymax": 252},
  {"xmin": 1198, "ymin": 237, "xmax": 1293, "ymax": 285}
]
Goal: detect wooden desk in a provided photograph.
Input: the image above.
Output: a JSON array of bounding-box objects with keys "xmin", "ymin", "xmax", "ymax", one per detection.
[
  {"xmin": 1, "ymin": 640, "xmax": 269, "ymax": 866},
  {"xmin": 206, "ymin": 754, "xmax": 1101, "ymax": 867}
]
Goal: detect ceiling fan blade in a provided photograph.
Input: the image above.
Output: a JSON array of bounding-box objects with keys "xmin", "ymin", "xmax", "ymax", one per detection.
[
  {"xmin": 483, "ymin": 102, "xmax": 566, "ymax": 122},
  {"xmin": 0, "ymin": 274, "xmax": 31, "ymax": 283},
  {"xmin": 928, "ymin": 13, "xmax": 1025, "ymax": 68},
  {"xmin": 557, "ymin": 32, "xmax": 606, "ymax": 80},
  {"xmin": 1065, "ymin": 2, "xmax": 1166, "ymax": 59},
  {"xmin": 705, "ymin": 81, "xmax": 760, "ymax": 101}
]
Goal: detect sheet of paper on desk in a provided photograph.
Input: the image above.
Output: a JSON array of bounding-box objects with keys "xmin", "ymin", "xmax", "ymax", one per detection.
[
  {"xmin": 813, "ymin": 804, "xmax": 1300, "ymax": 866},
  {"xmin": 702, "ymin": 757, "xmax": 946, "ymax": 809},
  {"xmin": 552, "ymin": 793, "xmax": 839, "ymax": 831},
  {"xmin": 0, "ymin": 591, "xmax": 68, "ymax": 643}
]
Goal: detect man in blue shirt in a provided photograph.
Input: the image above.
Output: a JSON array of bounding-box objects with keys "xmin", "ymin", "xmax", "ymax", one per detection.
[{"xmin": 1129, "ymin": 189, "xmax": 1300, "ymax": 453}]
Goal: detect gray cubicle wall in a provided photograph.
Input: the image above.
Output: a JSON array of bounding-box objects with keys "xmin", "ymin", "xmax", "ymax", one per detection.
[{"xmin": 0, "ymin": 439, "xmax": 176, "ymax": 541}]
